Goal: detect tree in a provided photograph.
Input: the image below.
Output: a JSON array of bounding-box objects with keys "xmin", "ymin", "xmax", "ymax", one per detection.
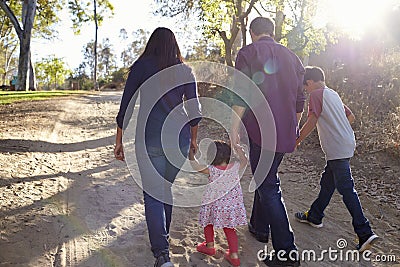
[
  {"xmin": 185, "ymin": 38, "xmax": 222, "ymax": 62},
  {"xmin": 0, "ymin": 0, "xmax": 36, "ymax": 90},
  {"xmin": 68, "ymin": 0, "xmax": 114, "ymax": 90},
  {"xmin": 98, "ymin": 38, "xmax": 116, "ymax": 81},
  {"xmin": 256, "ymin": 0, "xmax": 337, "ymax": 57},
  {"xmin": 119, "ymin": 28, "xmax": 130, "ymax": 68},
  {"xmin": 0, "ymin": 0, "xmax": 67, "ymax": 90},
  {"xmin": 119, "ymin": 28, "xmax": 149, "ymax": 68},
  {"xmin": 35, "ymin": 56, "xmax": 71, "ymax": 90},
  {"xmin": 156, "ymin": 0, "xmax": 257, "ymax": 66},
  {"xmin": 70, "ymin": 63, "xmax": 93, "ymax": 90},
  {"xmin": 82, "ymin": 41, "xmax": 96, "ymax": 79},
  {"xmin": 129, "ymin": 29, "xmax": 148, "ymax": 61},
  {"xmin": 0, "ymin": 9, "xmax": 18, "ymax": 86},
  {"xmin": 155, "ymin": 0, "xmax": 334, "ymax": 65}
]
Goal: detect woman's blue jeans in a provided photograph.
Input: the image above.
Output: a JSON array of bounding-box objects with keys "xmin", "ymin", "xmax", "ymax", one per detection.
[
  {"xmin": 307, "ymin": 158, "xmax": 373, "ymax": 238},
  {"xmin": 137, "ymin": 145, "xmax": 189, "ymax": 258},
  {"xmin": 248, "ymin": 140, "xmax": 297, "ymax": 253}
]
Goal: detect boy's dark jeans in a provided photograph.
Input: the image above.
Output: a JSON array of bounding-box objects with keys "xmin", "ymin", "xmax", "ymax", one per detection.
[{"xmin": 308, "ymin": 158, "xmax": 373, "ymax": 238}]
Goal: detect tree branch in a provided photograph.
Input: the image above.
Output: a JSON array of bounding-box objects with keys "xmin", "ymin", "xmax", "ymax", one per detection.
[
  {"xmin": 0, "ymin": 0, "xmax": 23, "ymax": 39},
  {"xmin": 216, "ymin": 29, "xmax": 229, "ymax": 44},
  {"xmin": 242, "ymin": 0, "xmax": 257, "ymax": 18},
  {"xmin": 252, "ymin": 5, "xmax": 262, "ymax": 16},
  {"xmin": 287, "ymin": 0, "xmax": 298, "ymax": 22},
  {"xmin": 258, "ymin": 1, "xmax": 275, "ymax": 13}
]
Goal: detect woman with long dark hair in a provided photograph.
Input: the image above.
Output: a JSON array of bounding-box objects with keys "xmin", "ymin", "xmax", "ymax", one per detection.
[{"xmin": 114, "ymin": 27, "xmax": 202, "ymax": 267}]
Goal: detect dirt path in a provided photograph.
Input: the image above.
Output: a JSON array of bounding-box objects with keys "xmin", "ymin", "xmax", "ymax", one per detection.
[{"xmin": 0, "ymin": 92, "xmax": 399, "ymax": 267}]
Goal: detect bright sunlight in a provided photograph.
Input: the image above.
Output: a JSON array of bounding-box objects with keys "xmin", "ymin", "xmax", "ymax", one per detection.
[{"xmin": 314, "ymin": 0, "xmax": 396, "ymax": 38}]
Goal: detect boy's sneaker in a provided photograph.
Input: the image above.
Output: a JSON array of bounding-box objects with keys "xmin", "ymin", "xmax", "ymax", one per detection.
[
  {"xmin": 154, "ymin": 253, "xmax": 174, "ymax": 267},
  {"xmin": 264, "ymin": 252, "xmax": 300, "ymax": 267},
  {"xmin": 357, "ymin": 233, "xmax": 379, "ymax": 252},
  {"xmin": 294, "ymin": 211, "xmax": 323, "ymax": 228}
]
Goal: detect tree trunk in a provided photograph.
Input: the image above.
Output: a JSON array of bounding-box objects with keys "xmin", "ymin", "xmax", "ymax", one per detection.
[
  {"xmin": 29, "ymin": 54, "xmax": 36, "ymax": 90},
  {"xmin": 93, "ymin": 0, "xmax": 99, "ymax": 90},
  {"xmin": 274, "ymin": 2, "xmax": 285, "ymax": 42},
  {"xmin": 17, "ymin": 0, "xmax": 37, "ymax": 91},
  {"xmin": 240, "ymin": 17, "xmax": 247, "ymax": 47},
  {"xmin": 17, "ymin": 34, "xmax": 30, "ymax": 91},
  {"xmin": 225, "ymin": 40, "xmax": 234, "ymax": 67}
]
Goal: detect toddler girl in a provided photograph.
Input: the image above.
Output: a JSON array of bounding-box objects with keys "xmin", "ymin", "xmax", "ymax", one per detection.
[{"xmin": 189, "ymin": 140, "xmax": 248, "ymax": 266}]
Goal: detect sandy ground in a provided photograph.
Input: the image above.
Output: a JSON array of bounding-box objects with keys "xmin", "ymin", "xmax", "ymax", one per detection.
[{"xmin": 0, "ymin": 91, "xmax": 399, "ymax": 267}]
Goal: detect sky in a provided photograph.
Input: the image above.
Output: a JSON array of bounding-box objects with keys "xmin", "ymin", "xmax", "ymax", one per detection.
[{"xmin": 30, "ymin": 0, "xmax": 399, "ymax": 70}]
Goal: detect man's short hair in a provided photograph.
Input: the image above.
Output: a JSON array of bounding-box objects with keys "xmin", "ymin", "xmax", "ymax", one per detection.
[
  {"xmin": 250, "ymin": 17, "xmax": 274, "ymax": 36},
  {"xmin": 304, "ymin": 66, "xmax": 325, "ymax": 84}
]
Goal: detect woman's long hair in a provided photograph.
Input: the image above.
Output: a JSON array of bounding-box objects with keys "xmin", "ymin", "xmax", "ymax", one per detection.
[{"xmin": 133, "ymin": 27, "xmax": 183, "ymax": 70}]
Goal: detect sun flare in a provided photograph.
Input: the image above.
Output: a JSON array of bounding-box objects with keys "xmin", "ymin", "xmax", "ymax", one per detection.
[{"xmin": 314, "ymin": 0, "xmax": 396, "ymax": 38}]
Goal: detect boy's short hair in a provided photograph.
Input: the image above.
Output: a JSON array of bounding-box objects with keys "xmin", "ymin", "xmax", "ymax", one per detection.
[
  {"xmin": 304, "ymin": 66, "xmax": 325, "ymax": 85},
  {"xmin": 250, "ymin": 17, "xmax": 274, "ymax": 36}
]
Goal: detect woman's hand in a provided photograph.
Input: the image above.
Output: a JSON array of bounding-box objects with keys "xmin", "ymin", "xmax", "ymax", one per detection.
[
  {"xmin": 115, "ymin": 127, "xmax": 124, "ymax": 161},
  {"xmin": 190, "ymin": 139, "xmax": 198, "ymax": 155},
  {"xmin": 114, "ymin": 143, "xmax": 125, "ymax": 161}
]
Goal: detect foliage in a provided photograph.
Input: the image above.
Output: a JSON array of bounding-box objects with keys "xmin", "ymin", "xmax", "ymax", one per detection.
[
  {"xmin": 0, "ymin": 8, "xmax": 18, "ymax": 85},
  {"xmin": 68, "ymin": 0, "xmax": 114, "ymax": 90},
  {"xmin": 1, "ymin": 0, "xmax": 62, "ymax": 39},
  {"xmin": 72, "ymin": 38, "xmax": 120, "ymax": 90},
  {"xmin": 155, "ymin": 0, "xmax": 255, "ymax": 66},
  {"xmin": 155, "ymin": 0, "xmax": 336, "ymax": 64},
  {"xmin": 80, "ymin": 39, "xmax": 117, "ymax": 81},
  {"xmin": 35, "ymin": 56, "xmax": 71, "ymax": 90},
  {"xmin": 119, "ymin": 28, "xmax": 149, "ymax": 68},
  {"xmin": 98, "ymin": 38, "xmax": 116, "ymax": 82},
  {"xmin": 82, "ymin": 41, "xmax": 96, "ymax": 79},
  {"xmin": 110, "ymin": 67, "xmax": 128, "ymax": 84},
  {"xmin": 35, "ymin": 0, "xmax": 63, "ymax": 39},
  {"xmin": 184, "ymin": 38, "xmax": 223, "ymax": 62},
  {"xmin": 68, "ymin": 0, "xmax": 114, "ymax": 34},
  {"xmin": 69, "ymin": 64, "xmax": 93, "ymax": 91},
  {"xmin": 276, "ymin": 0, "xmax": 338, "ymax": 56}
]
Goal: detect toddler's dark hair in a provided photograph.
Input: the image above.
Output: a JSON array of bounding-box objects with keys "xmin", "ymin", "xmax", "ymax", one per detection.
[{"xmin": 207, "ymin": 140, "xmax": 231, "ymax": 166}]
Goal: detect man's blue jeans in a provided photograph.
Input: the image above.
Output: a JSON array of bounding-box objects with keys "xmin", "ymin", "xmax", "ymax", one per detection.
[
  {"xmin": 307, "ymin": 158, "xmax": 373, "ymax": 238},
  {"xmin": 137, "ymin": 145, "xmax": 189, "ymax": 258},
  {"xmin": 248, "ymin": 140, "xmax": 297, "ymax": 253}
]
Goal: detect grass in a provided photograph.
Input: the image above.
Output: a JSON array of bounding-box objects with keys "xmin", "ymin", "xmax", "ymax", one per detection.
[{"xmin": 0, "ymin": 90, "xmax": 94, "ymax": 105}]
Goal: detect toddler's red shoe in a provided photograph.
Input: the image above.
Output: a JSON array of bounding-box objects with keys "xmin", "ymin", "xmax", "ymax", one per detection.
[
  {"xmin": 225, "ymin": 249, "xmax": 240, "ymax": 266},
  {"xmin": 196, "ymin": 241, "xmax": 216, "ymax": 256}
]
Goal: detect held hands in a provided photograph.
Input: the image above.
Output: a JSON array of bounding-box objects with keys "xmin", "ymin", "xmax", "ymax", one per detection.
[
  {"xmin": 295, "ymin": 137, "xmax": 302, "ymax": 150},
  {"xmin": 233, "ymin": 143, "xmax": 245, "ymax": 153},
  {"xmin": 233, "ymin": 143, "xmax": 248, "ymax": 170},
  {"xmin": 114, "ymin": 143, "xmax": 125, "ymax": 161},
  {"xmin": 188, "ymin": 146, "xmax": 195, "ymax": 160}
]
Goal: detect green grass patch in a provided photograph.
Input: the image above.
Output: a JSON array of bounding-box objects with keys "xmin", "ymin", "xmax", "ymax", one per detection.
[{"xmin": 0, "ymin": 90, "xmax": 94, "ymax": 105}]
